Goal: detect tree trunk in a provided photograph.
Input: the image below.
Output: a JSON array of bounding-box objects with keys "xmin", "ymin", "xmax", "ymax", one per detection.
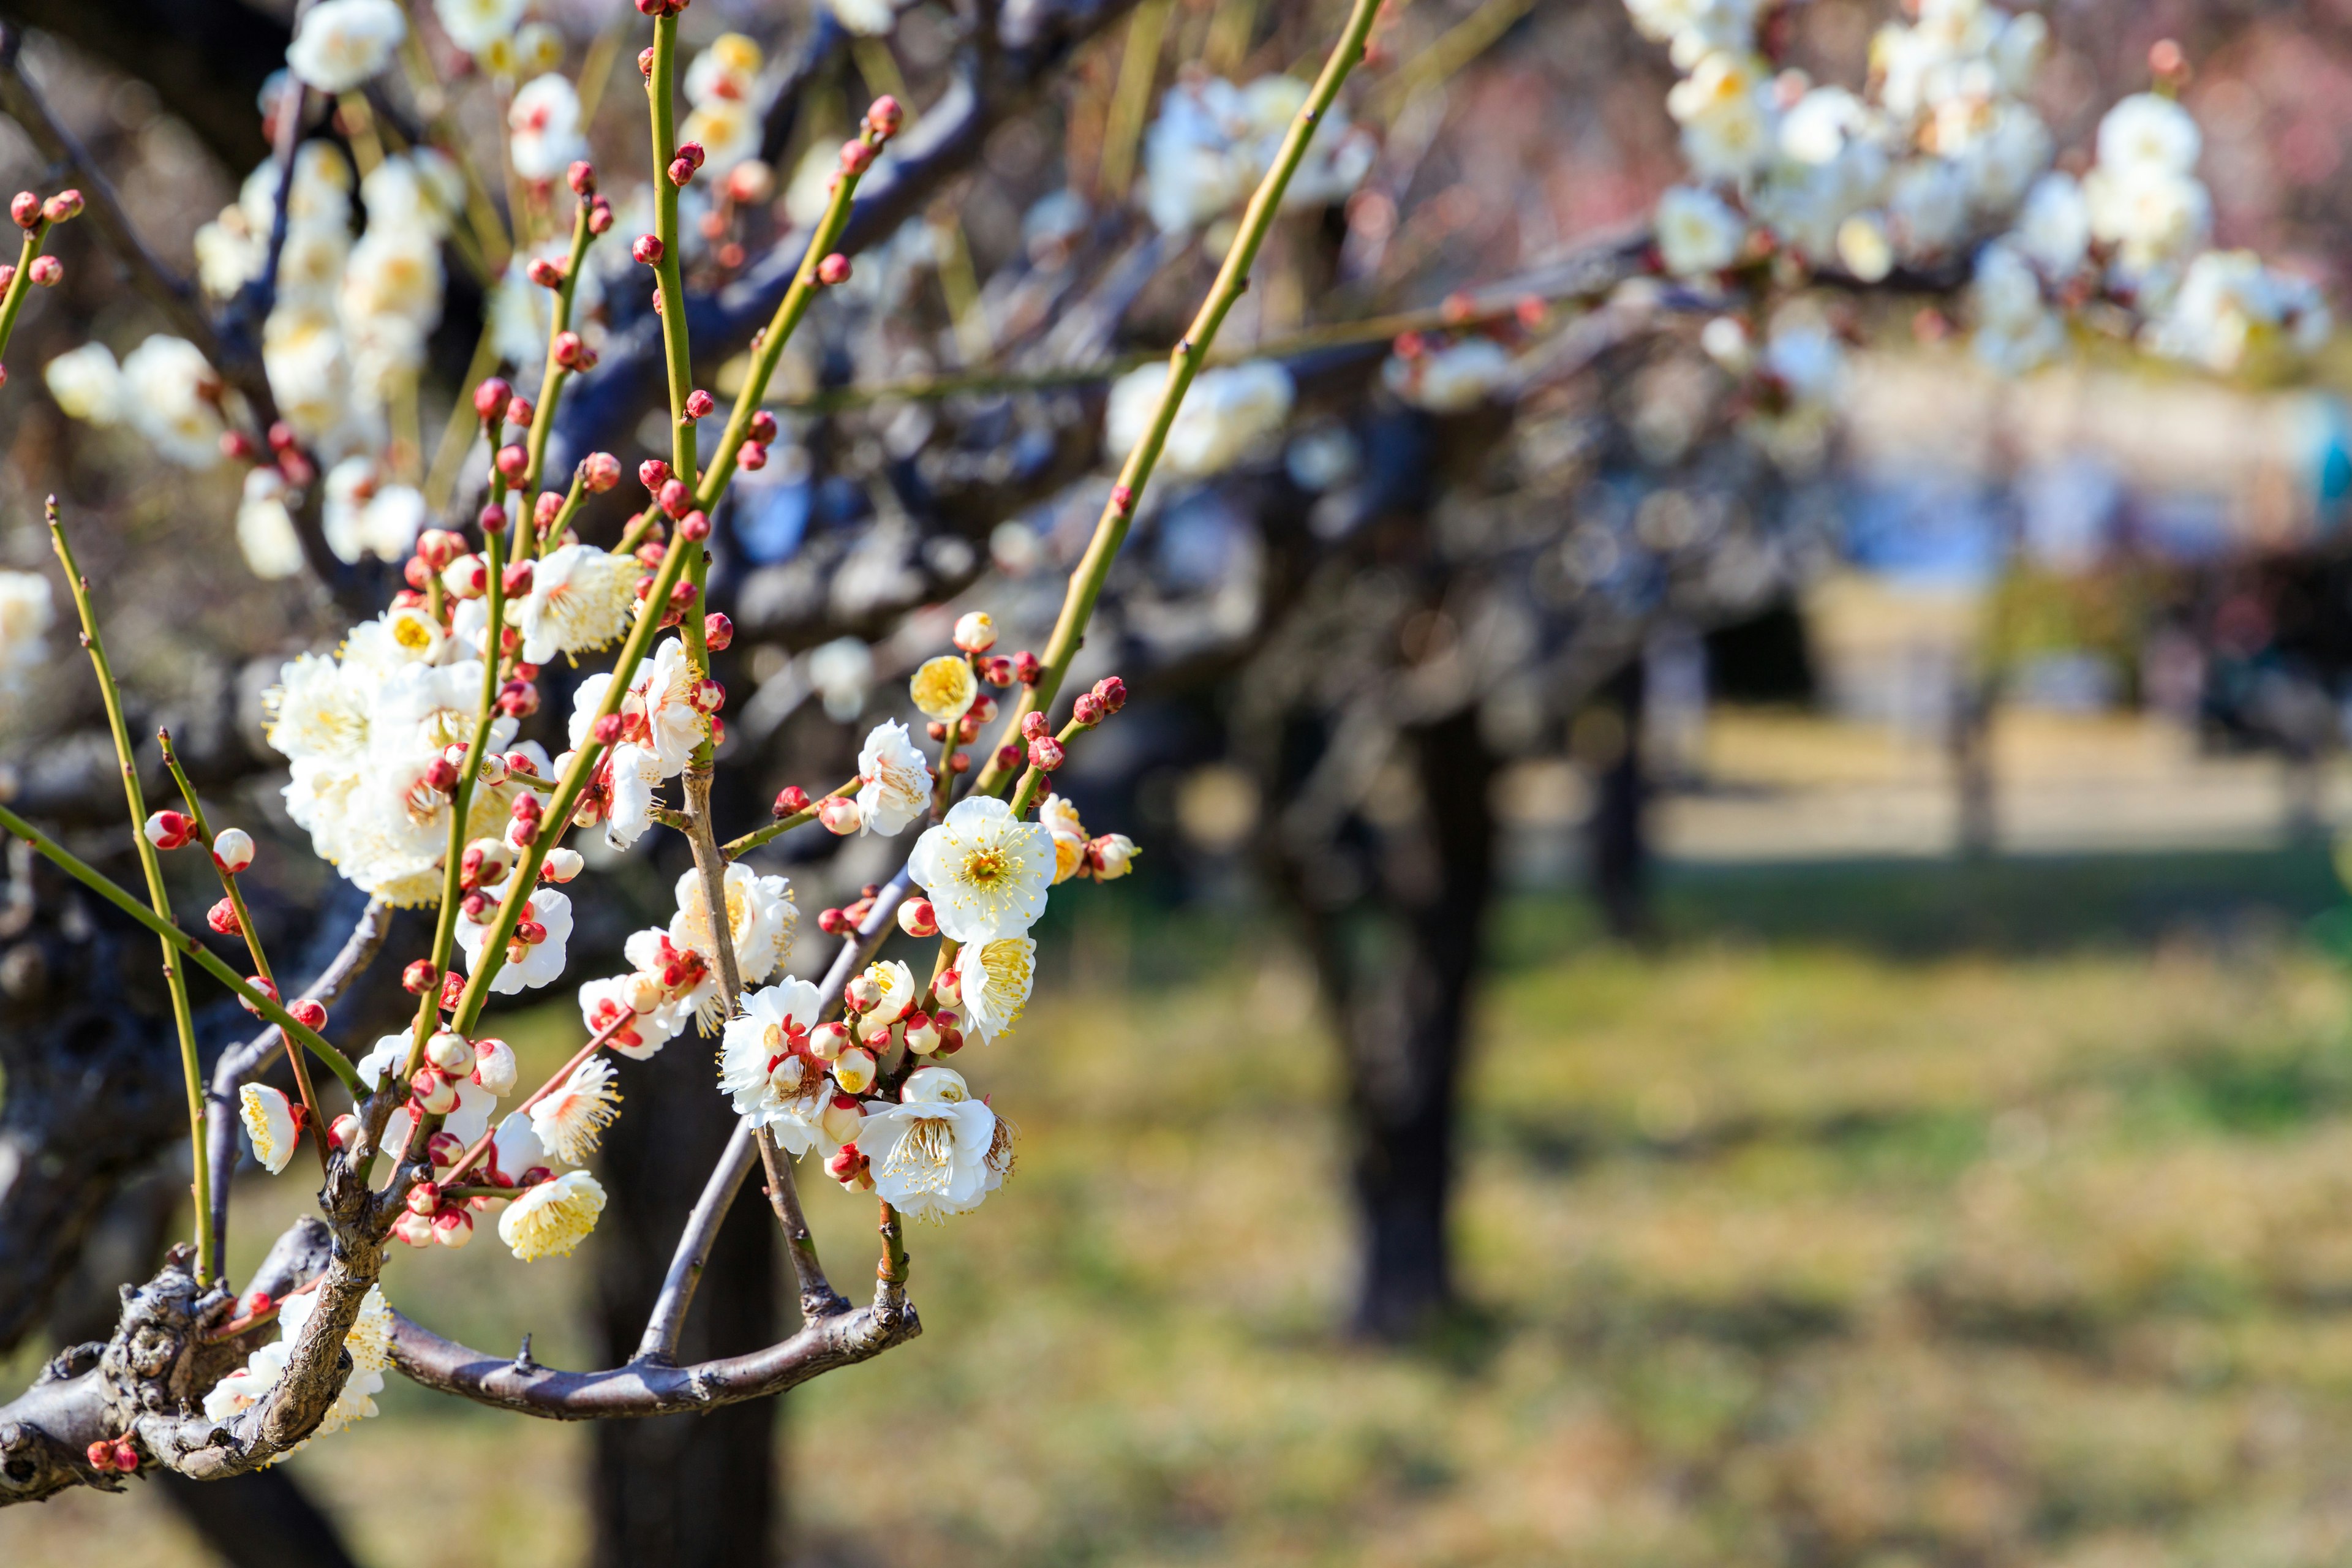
[
  {"xmin": 1277, "ymin": 707, "xmax": 1499, "ymax": 1340},
  {"xmin": 592, "ymin": 1013, "xmax": 779, "ymax": 1568},
  {"xmin": 1585, "ymin": 660, "xmax": 1650, "ymax": 941}
]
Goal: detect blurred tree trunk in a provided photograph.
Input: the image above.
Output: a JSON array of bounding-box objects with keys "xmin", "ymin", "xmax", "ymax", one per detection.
[
  {"xmin": 592, "ymin": 1011, "xmax": 778, "ymax": 1567},
  {"xmin": 1279, "ymin": 707, "xmax": 1499, "ymax": 1339},
  {"xmin": 1585, "ymin": 660, "xmax": 1651, "ymax": 941}
]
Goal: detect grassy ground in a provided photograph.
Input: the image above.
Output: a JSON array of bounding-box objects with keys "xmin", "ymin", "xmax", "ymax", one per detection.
[{"xmin": 10, "ymin": 852, "xmax": 2352, "ymax": 1566}]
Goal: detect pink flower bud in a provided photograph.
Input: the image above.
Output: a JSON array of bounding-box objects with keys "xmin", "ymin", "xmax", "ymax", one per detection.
[
  {"xmin": 143, "ymin": 810, "xmax": 194, "ymax": 850},
  {"xmin": 206, "ymin": 899, "xmax": 241, "ymax": 936},
  {"xmin": 845, "ymin": 971, "xmax": 881, "ymax": 1012},
  {"xmin": 1020, "ymin": 710, "xmax": 1050, "ymax": 742},
  {"xmin": 736, "ymin": 439, "xmax": 768, "ymax": 472},
  {"xmin": 439, "ymin": 970, "xmax": 466, "ymax": 1012},
  {"xmin": 773, "ymin": 785, "xmax": 810, "ymax": 818},
  {"xmin": 425, "ymin": 756, "xmax": 461, "ymax": 794},
  {"xmin": 684, "ymin": 388, "xmax": 716, "ymax": 421},
  {"xmin": 526, "ymin": 257, "xmax": 565, "ymax": 288},
  {"xmin": 816, "ymin": 252, "xmax": 851, "ymax": 286},
  {"xmin": 239, "ymin": 976, "xmax": 279, "ymax": 1016},
  {"xmin": 328, "ymin": 1112, "xmax": 361, "ymax": 1151},
  {"xmin": 10, "ymin": 192, "xmax": 39, "ymax": 228},
  {"xmin": 433, "ymin": 1206, "xmax": 475, "ymax": 1247},
  {"xmin": 1073, "ymin": 692, "xmax": 1106, "ymax": 726},
  {"xmin": 503, "ymin": 559, "xmax": 534, "ymax": 597},
  {"xmin": 865, "ymin": 96, "xmax": 903, "ymax": 138},
  {"xmin": 902, "ymin": 1012, "xmax": 940, "ymax": 1054},
  {"xmin": 591, "ymin": 714, "xmax": 624, "ymax": 745},
  {"xmin": 1029, "ymin": 736, "xmax": 1065, "ymax": 771},
  {"xmin": 658, "ymin": 477, "xmax": 690, "ymax": 518},
  {"xmin": 442, "ymin": 554, "xmax": 488, "ymax": 599},
  {"xmin": 533, "ymin": 489, "xmax": 564, "ymax": 532},
  {"xmin": 933, "ymin": 963, "xmax": 963, "ymax": 1007},
  {"xmin": 290, "ymin": 999, "xmax": 328, "ymax": 1030},
  {"xmin": 407, "ymin": 1180, "xmax": 442, "ymax": 1216},
  {"xmin": 417, "ymin": 528, "xmax": 464, "ymax": 568},
  {"xmin": 1015, "ymin": 650, "xmax": 1043, "ymax": 685},
  {"xmin": 677, "ymin": 141, "xmax": 706, "ymax": 172},
  {"xmin": 632, "ymin": 234, "xmax": 665, "ymax": 265},
  {"xmin": 818, "ymin": 794, "xmax": 862, "ymax": 835},
  {"xmin": 87, "ymin": 1439, "xmax": 119, "ymax": 1472},
  {"xmin": 692, "ymin": 677, "xmax": 725, "ymax": 713},
  {"xmin": 995, "ymin": 742, "xmax": 1023, "ymax": 772},
  {"xmin": 982, "ymin": 655, "xmax": 1015, "ymax": 687},
  {"xmin": 410, "ymin": 1068, "xmax": 458, "ymax": 1116},
  {"xmin": 567, "ymin": 160, "xmax": 597, "ymax": 196},
  {"xmin": 473, "ymin": 377, "xmax": 513, "ymax": 421},
  {"xmin": 497, "ymin": 679, "xmax": 540, "ymax": 719},
  {"xmin": 581, "ymin": 451, "xmax": 622, "ymax": 492},
  {"xmin": 42, "ymin": 189, "xmax": 81, "ymax": 223},
  {"xmin": 809, "ymin": 1020, "xmax": 851, "ymax": 1061},
  {"xmin": 587, "ymin": 197, "xmax": 614, "ymax": 234},
  {"xmin": 1110, "ymin": 483, "xmax": 1134, "ymax": 514},
  {"xmin": 495, "ymin": 443, "xmax": 529, "ymax": 481},
  {"xmin": 840, "ymin": 139, "xmax": 875, "ymax": 175},
  {"xmin": 475, "ymin": 503, "xmax": 506, "ymax": 535},
  {"xmin": 507, "ymin": 395, "xmax": 535, "ymax": 428},
  {"xmin": 897, "ymin": 897, "xmax": 938, "ymax": 938},
  {"xmin": 678, "ymin": 510, "xmax": 710, "ymax": 541},
  {"xmin": 639, "ymin": 461, "xmax": 673, "ymax": 497},
  {"xmin": 541, "ymin": 846, "xmax": 584, "ymax": 883},
  {"xmin": 668, "ymin": 157, "xmax": 697, "ymax": 187},
  {"xmin": 1093, "ymin": 675, "xmax": 1128, "ymax": 712},
  {"xmin": 553, "ymin": 330, "xmax": 586, "ymax": 369},
  {"xmin": 704, "ymin": 611, "xmax": 734, "ymax": 651},
  {"xmin": 402, "ymin": 960, "xmax": 439, "ymax": 995}
]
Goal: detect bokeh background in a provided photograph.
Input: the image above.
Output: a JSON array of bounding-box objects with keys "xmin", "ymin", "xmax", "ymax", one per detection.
[{"xmin": 10, "ymin": 0, "xmax": 2352, "ymax": 1564}]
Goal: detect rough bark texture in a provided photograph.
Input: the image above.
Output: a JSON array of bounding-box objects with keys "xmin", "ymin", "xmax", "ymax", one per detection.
[{"xmin": 591, "ymin": 1012, "xmax": 780, "ymax": 1568}]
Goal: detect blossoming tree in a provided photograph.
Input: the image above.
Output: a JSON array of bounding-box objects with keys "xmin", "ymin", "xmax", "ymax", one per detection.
[{"xmin": 0, "ymin": 0, "xmax": 2326, "ymax": 1540}]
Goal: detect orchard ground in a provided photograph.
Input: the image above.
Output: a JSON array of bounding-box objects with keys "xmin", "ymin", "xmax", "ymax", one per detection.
[{"xmin": 10, "ymin": 827, "xmax": 2352, "ymax": 1564}]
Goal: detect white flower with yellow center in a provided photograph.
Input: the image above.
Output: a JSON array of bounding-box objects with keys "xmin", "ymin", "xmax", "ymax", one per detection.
[
  {"xmin": 529, "ymin": 1055, "xmax": 620, "ymax": 1164},
  {"xmin": 669, "ymin": 863, "xmax": 796, "ymax": 996},
  {"xmin": 288, "ymin": 0, "xmax": 407, "ymax": 94},
  {"xmin": 434, "ymin": 0, "xmax": 526, "ymax": 56},
  {"xmin": 239, "ymin": 1084, "xmax": 300, "ymax": 1174},
  {"xmin": 685, "ymin": 33, "xmax": 762, "ymax": 104},
  {"xmin": 1039, "ymin": 793, "xmax": 1088, "ymax": 884},
  {"xmin": 499, "ymin": 1169, "xmax": 608, "ymax": 1260},
  {"xmin": 203, "ymin": 1283, "xmax": 394, "ymax": 1446},
  {"xmin": 909, "ymin": 655, "xmax": 978, "ymax": 722},
  {"xmin": 718, "ymin": 978, "xmax": 832, "ymax": 1148},
  {"xmin": 856, "ymin": 719, "xmax": 933, "ymax": 836},
  {"xmin": 954, "ymin": 934, "xmax": 1035, "ymax": 1043},
  {"xmin": 266, "ymin": 652, "xmax": 372, "ymax": 762},
  {"xmin": 862, "ymin": 1066, "xmax": 1000, "ymax": 1219},
  {"xmin": 909, "ymin": 796, "xmax": 1055, "ymax": 943},
  {"xmin": 457, "ymin": 884, "xmax": 573, "ymax": 994},
  {"xmin": 518, "ymin": 543, "xmax": 638, "ymax": 665}
]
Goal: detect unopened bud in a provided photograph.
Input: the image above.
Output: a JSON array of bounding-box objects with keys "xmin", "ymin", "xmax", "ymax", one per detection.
[
  {"xmin": 587, "ymin": 196, "xmax": 614, "ymax": 233},
  {"xmin": 473, "ymin": 377, "xmax": 513, "ymax": 422},
  {"xmin": 433, "ymin": 1206, "xmax": 475, "ymax": 1247},
  {"xmin": 702, "ymin": 611, "xmax": 733, "ymax": 652},
  {"xmin": 632, "ymin": 234, "xmax": 665, "ymax": 265},
  {"xmin": 748, "ymin": 409, "xmax": 778, "ymax": 445},
  {"xmin": 898, "ymin": 897, "xmax": 938, "ymax": 938},
  {"xmin": 1110, "ymin": 483, "xmax": 1134, "ymax": 514},
  {"xmin": 206, "ymin": 898, "xmax": 241, "ymax": 935},
  {"xmin": 328, "ymin": 1112, "xmax": 361, "ymax": 1151},
  {"xmin": 995, "ymin": 742, "xmax": 1023, "ymax": 772},
  {"xmin": 1020, "ymin": 711, "xmax": 1050, "ymax": 741},
  {"xmin": 410, "ymin": 1068, "xmax": 458, "ymax": 1116},
  {"xmin": 816, "ymin": 252, "xmax": 851, "ymax": 286},
  {"xmin": 24, "ymin": 255, "xmax": 56, "ymax": 287},
  {"xmin": 810, "ymin": 1020, "xmax": 852, "ymax": 1061},
  {"xmin": 290, "ymin": 999, "xmax": 328, "ymax": 1030},
  {"xmin": 42, "ymin": 189, "xmax": 82, "ymax": 224},
  {"xmin": 982, "ymin": 655, "xmax": 1015, "ymax": 687},
  {"xmin": 1015, "ymin": 651, "xmax": 1043, "ymax": 685},
  {"xmin": 684, "ymin": 388, "xmax": 715, "ymax": 421},
  {"xmin": 567, "ymin": 160, "xmax": 597, "ymax": 195},
  {"xmin": 407, "ymin": 1180, "xmax": 442, "ymax": 1216},
  {"xmin": 473, "ymin": 1036, "xmax": 519, "ymax": 1095},
  {"xmin": 581, "ymin": 451, "xmax": 622, "ymax": 492},
  {"xmin": 772, "ymin": 785, "xmax": 810, "ymax": 818},
  {"xmin": 1073, "ymin": 692, "xmax": 1106, "ymax": 726},
  {"xmin": 840, "ymin": 139, "xmax": 875, "ymax": 175},
  {"xmin": 507, "ymin": 395, "xmax": 535, "ymax": 428},
  {"xmin": 426, "ymin": 1030, "xmax": 473, "ymax": 1075},
  {"xmin": 865, "ymin": 95, "xmax": 903, "ymax": 138},
  {"xmin": 439, "ymin": 970, "xmax": 466, "ymax": 1012},
  {"xmin": 933, "ymin": 964, "xmax": 963, "ymax": 1006},
  {"xmin": 402, "ymin": 959, "xmax": 439, "ymax": 995},
  {"xmin": 952, "ymin": 611, "xmax": 998, "ymax": 653},
  {"xmin": 539, "ymin": 846, "xmax": 582, "ymax": 884},
  {"xmin": 737, "ymin": 439, "xmax": 767, "ymax": 471},
  {"xmin": 1093, "ymin": 675, "xmax": 1128, "ymax": 712},
  {"xmin": 206, "ymin": 826, "xmax": 255, "ymax": 873},
  {"xmin": 1029, "ymin": 736, "xmax": 1066, "ymax": 771},
  {"xmin": 822, "ymin": 1099, "xmax": 866, "ymax": 1150},
  {"xmin": 11, "ymin": 191, "xmax": 40, "ymax": 228},
  {"xmin": 442, "ymin": 554, "xmax": 488, "ymax": 599},
  {"xmin": 417, "ymin": 528, "xmax": 464, "ymax": 568},
  {"xmin": 502, "ymin": 559, "xmax": 535, "ymax": 597},
  {"xmin": 144, "ymin": 810, "xmax": 194, "ymax": 850},
  {"xmin": 818, "ymin": 794, "xmax": 862, "ymax": 835},
  {"xmin": 903, "ymin": 1012, "xmax": 940, "ymax": 1054},
  {"xmin": 391, "ymin": 1208, "xmax": 436, "ymax": 1247},
  {"xmin": 495, "ymin": 443, "xmax": 529, "ymax": 482},
  {"xmin": 832, "ymin": 1046, "xmax": 877, "ymax": 1095},
  {"xmin": 526, "ymin": 256, "xmax": 565, "ymax": 288},
  {"xmin": 426, "ymin": 756, "xmax": 461, "ymax": 794}
]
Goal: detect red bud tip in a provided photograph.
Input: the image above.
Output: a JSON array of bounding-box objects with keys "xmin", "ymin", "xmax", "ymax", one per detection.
[
  {"xmin": 684, "ymin": 388, "xmax": 715, "ymax": 421},
  {"xmin": 581, "ymin": 451, "xmax": 622, "ymax": 492},
  {"xmin": 639, "ymin": 458, "xmax": 671, "ymax": 492},
  {"xmin": 1019, "ymin": 710, "xmax": 1049, "ymax": 741},
  {"xmin": 865, "ymin": 96, "xmax": 903, "ymax": 138},
  {"xmin": 473, "ymin": 377, "xmax": 513, "ymax": 421},
  {"xmin": 588, "ymin": 196, "xmax": 614, "ymax": 234},
  {"xmin": 1110, "ymin": 483, "xmax": 1134, "ymax": 513},
  {"xmin": 1072, "ymin": 692, "xmax": 1106, "ymax": 725},
  {"xmin": 737, "ymin": 439, "xmax": 767, "ymax": 470},
  {"xmin": 632, "ymin": 234, "xmax": 665, "ymax": 265},
  {"xmin": 994, "ymin": 742, "xmax": 1023, "ymax": 772},
  {"xmin": 774, "ymin": 785, "xmax": 810, "ymax": 818},
  {"xmin": 426, "ymin": 757, "xmax": 461, "ymax": 793},
  {"xmin": 1092, "ymin": 674, "xmax": 1128, "ymax": 712},
  {"xmin": 638, "ymin": 44, "xmax": 657, "ymax": 73},
  {"xmin": 526, "ymin": 257, "xmax": 565, "ymax": 288},
  {"xmin": 26, "ymin": 255, "xmax": 61, "ymax": 287},
  {"xmin": 42, "ymin": 190, "xmax": 83, "ymax": 223},
  {"xmin": 840, "ymin": 139, "xmax": 875, "ymax": 175},
  {"xmin": 533, "ymin": 490, "xmax": 563, "ymax": 530},
  {"xmin": 402, "ymin": 959, "xmax": 439, "ymax": 994},
  {"xmin": 668, "ymin": 157, "xmax": 696, "ymax": 187},
  {"xmin": 291, "ymin": 999, "xmax": 328, "ymax": 1030},
  {"xmin": 506, "ymin": 395, "xmax": 535, "ymax": 428},
  {"xmin": 816, "ymin": 253, "xmax": 851, "ymax": 286},
  {"xmin": 567, "ymin": 160, "xmax": 597, "ymax": 196},
  {"xmin": 11, "ymin": 192, "xmax": 40, "ymax": 228},
  {"xmin": 1014, "ymin": 651, "xmax": 1043, "ymax": 685},
  {"xmin": 495, "ymin": 444, "xmax": 529, "ymax": 481},
  {"xmin": 592, "ymin": 714, "xmax": 624, "ymax": 745},
  {"xmin": 658, "ymin": 478, "xmax": 691, "ymax": 518},
  {"xmin": 206, "ymin": 899, "xmax": 241, "ymax": 936},
  {"xmin": 503, "ymin": 560, "xmax": 535, "ymax": 596},
  {"xmin": 678, "ymin": 511, "xmax": 710, "ymax": 541}
]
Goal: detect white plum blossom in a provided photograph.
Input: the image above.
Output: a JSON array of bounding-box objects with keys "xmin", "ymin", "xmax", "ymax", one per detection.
[
  {"xmin": 518, "ymin": 543, "xmax": 639, "ymax": 665},
  {"xmin": 1139, "ymin": 75, "xmax": 1373, "ymax": 233},
  {"xmin": 435, "ymin": 0, "xmax": 527, "ymax": 58},
  {"xmin": 1107, "ymin": 361, "xmax": 1294, "ymax": 478},
  {"xmin": 908, "ymin": 795, "xmax": 1055, "ymax": 944},
  {"xmin": 456, "ymin": 885, "xmax": 573, "ymax": 994},
  {"xmin": 578, "ymin": 973, "xmax": 683, "ymax": 1061},
  {"xmin": 287, "ymin": 0, "xmax": 407, "ymax": 92},
  {"xmin": 669, "ymin": 863, "xmax": 796, "ymax": 991},
  {"xmin": 1970, "ymin": 239, "xmax": 2065, "ymax": 375},
  {"xmin": 2146, "ymin": 250, "xmax": 2332, "ymax": 373},
  {"xmin": 862, "ymin": 1066, "xmax": 1003, "ymax": 1220},
  {"xmin": 2011, "ymin": 172, "xmax": 2091, "ymax": 280},
  {"xmin": 202, "ymin": 1284, "xmax": 394, "ymax": 1447},
  {"xmin": 237, "ymin": 470, "xmax": 307, "ymax": 580},
  {"xmin": 0, "ymin": 570, "xmax": 53, "ymax": 693},
  {"xmin": 1666, "ymin": 51, "xmax": 1776, "ymax": 183},
  {"xmin": 500, "ymin": 1169, "xmax": 607, "ymax": 1260},
  {"xmin": 830, "ymin": 0, "xmax": 897, "ymax": 35},
  {"xmin": 1656, "ymin": 185, "xmax": 1746, "ymax": 277},
  {"xmin": 239, "ymin": 1085, "xmax": 300, "ymax": 1174},
  {"xmin": 530, "ymin": 1055, "xmax": 620, "ymax": 1165},
  {"xmin": 509, "ymin": 74, "xmax": 589, "ymax": 182},
  {"xmin": 856, "ymin": 719, "xmax": 933, "ymax": 836},
  {"xmin": 1383, "ymin": 337, "xmax": 1513, "ymax": 414},
  {"xmin": 42, "ymin": 342, "xmax": 124, "ymax": 424},
  {"xmin": 718, "ymin": 978, "xmax": 833, "ymax": 1149},
  {"xmin": 954, "ymin": 934, "xmax": 1035, "ymax": 1043}
]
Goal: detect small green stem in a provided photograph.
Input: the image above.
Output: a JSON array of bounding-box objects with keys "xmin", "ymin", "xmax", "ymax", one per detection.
[
  {"xmin": 519, "ymin": 197, "xmax": 599, "ymax": 526},
  {"xmin": 50, "ymin": 503, "xmax": 214, "ymax": 1282},
  {"xmin": 0, "ymin": 217, "xmax": 51, "ymax": 366},
  {"xmin": 722, "ymin": 775, "xmax": 861, "ymax": 860}
]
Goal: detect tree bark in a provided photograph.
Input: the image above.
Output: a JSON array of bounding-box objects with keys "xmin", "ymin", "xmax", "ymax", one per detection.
[
  {"xmin": 591, "ymin": 1011, "xmax": 779, "ymax": 1568},
  {"xmin": 1585, "ymin": 660, "xmax": 1650, "ymax": 941}
]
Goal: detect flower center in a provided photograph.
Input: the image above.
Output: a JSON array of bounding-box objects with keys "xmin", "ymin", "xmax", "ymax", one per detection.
[
  {"xmin": 961, "ymin": 846, "xmax": 1008, "ymax": 888},
  {"xmin": 882, "ymin": 1117, "xmax": 958, "ymax": 1194}
]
